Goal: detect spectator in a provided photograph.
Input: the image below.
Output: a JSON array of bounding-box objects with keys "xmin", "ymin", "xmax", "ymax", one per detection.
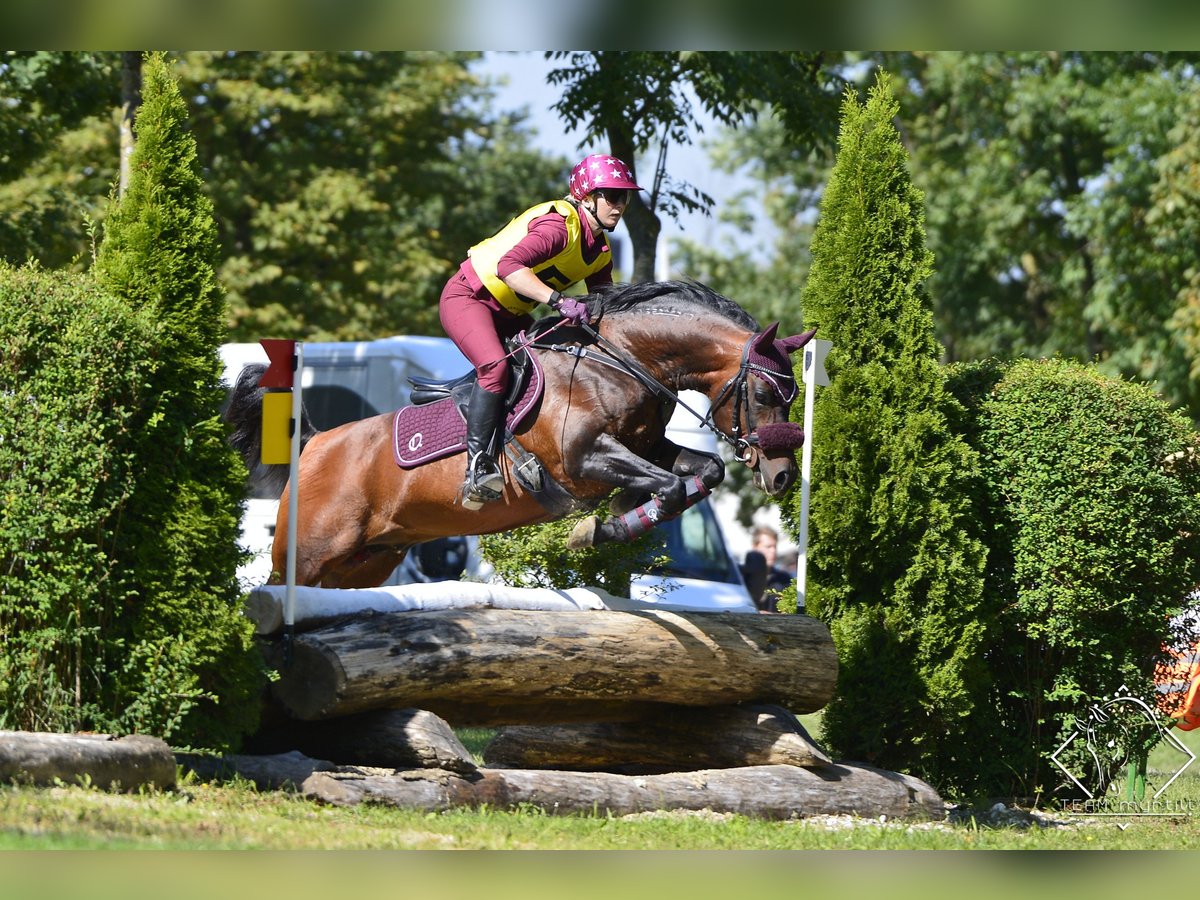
[{"xmin": 742, "ymin": 525, "xmax": 794, "ymax": 612}]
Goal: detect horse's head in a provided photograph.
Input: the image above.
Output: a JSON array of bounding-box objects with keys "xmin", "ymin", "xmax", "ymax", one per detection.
[{"xmin": 717, "ymin": 322, "xmax": 817, "ymax": 497}]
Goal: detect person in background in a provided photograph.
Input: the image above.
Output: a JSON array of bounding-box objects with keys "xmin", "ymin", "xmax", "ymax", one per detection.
[
  {"xmin": 438, "ymin": 153, "xmax": 643, "ymax": 508},
  {"xmin": 742, "ymin": 524, "xmax": 794, "ymax": 612}
]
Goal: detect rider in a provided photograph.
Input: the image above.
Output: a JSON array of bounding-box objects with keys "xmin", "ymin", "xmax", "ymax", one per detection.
[{"xmin": 439, "ymin": 153, "xmax": 643, "ymax": 507}]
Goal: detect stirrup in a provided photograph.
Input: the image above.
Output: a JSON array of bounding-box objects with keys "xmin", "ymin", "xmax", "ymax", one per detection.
[{"xmin": 463, "ymin": 452, "xmax": 504, "ymax": 509}]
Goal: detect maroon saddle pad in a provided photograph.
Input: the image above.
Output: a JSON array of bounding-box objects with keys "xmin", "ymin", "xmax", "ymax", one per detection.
[{"xmin": 392, "ymin": 354, "xmax": 544, "ymax": 469}]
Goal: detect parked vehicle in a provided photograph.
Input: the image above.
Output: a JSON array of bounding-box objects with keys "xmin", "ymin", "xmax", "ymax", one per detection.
[{"xmin": 220, "ymin": 337, "xmax": 755, "ymax": 611}]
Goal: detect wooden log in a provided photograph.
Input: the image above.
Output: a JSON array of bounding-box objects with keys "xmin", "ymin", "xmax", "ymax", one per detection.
[
  {"xmin": 176, "ymin": 750, "xmax": 337, "ymax": 791},
  {"xmin": 0, "ymin": 730, "xmax": 175, "ymax": 792},
  {"xmin": 484, "ymin": 704, "xmax": 831, "ymax": 774},
  {"xmin": 267, "ymin": 608, "xmax": 837, "ymax": 725},
  {"xmin": 243, "ymin": 708, "xmax": 477, "ymax": 773},
  {"xmin": 301, "ymin": 762, "xmax": 945, "ymax": 821}
]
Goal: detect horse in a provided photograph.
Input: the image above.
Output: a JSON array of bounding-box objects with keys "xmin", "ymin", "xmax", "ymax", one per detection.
[{"xmin": 224, "ymin": 280, "xmax": 815, "ymax": 589}]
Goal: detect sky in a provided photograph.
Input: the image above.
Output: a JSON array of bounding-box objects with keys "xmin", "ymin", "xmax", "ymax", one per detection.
[{"xmin": 469, "ymin": 51, "xmax": 764, "ymax": 277}]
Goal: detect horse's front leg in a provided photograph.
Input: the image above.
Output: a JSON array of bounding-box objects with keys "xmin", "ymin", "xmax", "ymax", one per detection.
[
  {"xmin": 608, "ymin": 442, "xmax": 725, "ymax": 515},
  {"xmin": 565, "ymin": 435, "xmax": 720, "ymax": 550}
]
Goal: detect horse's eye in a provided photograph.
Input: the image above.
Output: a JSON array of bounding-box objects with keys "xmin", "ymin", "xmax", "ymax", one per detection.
[{"xmin": 754, "ymin": 388, "xmax": 775, "ymax": 405}]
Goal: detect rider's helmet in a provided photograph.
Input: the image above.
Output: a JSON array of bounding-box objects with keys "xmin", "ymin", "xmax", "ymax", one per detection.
[{"xmin": 568, "ymin": 154, "xmax": 643, "ymax": 201}]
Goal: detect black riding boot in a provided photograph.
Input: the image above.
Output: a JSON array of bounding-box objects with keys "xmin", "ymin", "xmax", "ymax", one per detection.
[{"xmin": 463, "ymin": 383, "xmax": 505, "ymax": 508}]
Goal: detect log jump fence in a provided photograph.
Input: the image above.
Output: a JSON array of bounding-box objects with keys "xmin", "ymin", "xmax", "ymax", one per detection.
[{"xmin": 0, "ymin": 583, "xmax": 945, "ymax": 821}]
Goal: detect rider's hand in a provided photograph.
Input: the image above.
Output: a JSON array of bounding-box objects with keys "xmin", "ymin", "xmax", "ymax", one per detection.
[{"xmin": 556, "ymin": 296, "xmax": 591, "ymax": 326}]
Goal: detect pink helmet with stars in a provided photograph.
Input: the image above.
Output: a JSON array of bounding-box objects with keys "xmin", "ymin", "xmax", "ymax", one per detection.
[{"xmin": 568, "ymin": 154, "xmax": 643, "ymax": 201}]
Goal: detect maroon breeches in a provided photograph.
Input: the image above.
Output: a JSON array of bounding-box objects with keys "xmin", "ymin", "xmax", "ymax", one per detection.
[{"xmin": 439, "ymin": 271, "xmax": 532, "ymax": 395}]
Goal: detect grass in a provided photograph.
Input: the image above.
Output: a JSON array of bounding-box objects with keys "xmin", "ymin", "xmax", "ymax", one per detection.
[
  {"xmin": 3, "ymin": 718, "xmax": 1199, "ymax": 852},
  {"xmin": 4, "ymin": 775, "xmax": 1200, "ymax": 850}
]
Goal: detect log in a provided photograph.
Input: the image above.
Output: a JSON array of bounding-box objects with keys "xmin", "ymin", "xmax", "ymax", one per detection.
[
  {"xmin": 484, "ymin": 704, "xmax": 831, "ymax": 774},
  {"xmin": 267, "ymin": 608, "xmax": 837, "ymax": 725},
  {"xmin": 176, "ymin": 750, "xmax": 337, "ymax": 791},
  {"xmin": 301, "ymin": 762, "xmax": 945, "ymax": 821},
  {"xmin": 0, "ymin": 730, "xmax": 176, "ymax": 791},
  {"xmin": 243, "ymin": 708, "xmax": 477, "ymax": 773}
]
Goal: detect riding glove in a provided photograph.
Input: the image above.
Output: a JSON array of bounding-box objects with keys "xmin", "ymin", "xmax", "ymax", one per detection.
[{"xmin": 555, "ymin": 296, "xmax": 590, "ymax": 326}]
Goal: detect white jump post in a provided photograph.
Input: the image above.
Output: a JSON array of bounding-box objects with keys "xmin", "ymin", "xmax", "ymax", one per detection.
[
  {"xmin": 796, "ymin": 339, "xmax": 831, "ymax": 612},
  {"xmin": 284, "ymin": 342, "xmax": 304, "ymax": 650}
]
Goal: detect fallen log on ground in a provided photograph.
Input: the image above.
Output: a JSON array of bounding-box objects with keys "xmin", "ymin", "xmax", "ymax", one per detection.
[
  {"xmin": 484, "ymin": 704, "xmax": 831, "ymax": 774},
  {"xmin": 0, "ymin": 730, "xmax": 176, "ymax": 791},
  {"xmin": 243, "ymin": 708, "xmax": 477, "ymax": 773},
  {"xmin": 266, "ymin": 608, "xmax": 837, "ymax": 725},
  {"xmin": 302, "ymin": 762, "xmax": 945, "ymax": 821}
]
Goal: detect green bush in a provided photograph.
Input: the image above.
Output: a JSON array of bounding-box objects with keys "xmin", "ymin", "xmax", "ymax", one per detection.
[
  {"xmin": 0, "ymin": 265, "xmax": 157, "ymax": 732},
  {"xmin": 0, "ymin": 262, "xmax": 263, "ymax": 746},
  {"xmin": 91, "ymin": 52, "xmax": 263, "ymax": 749},
  {"xmin": 946, "ymin": 357, "xmax": 1200, "ymax": 797},
  {"xmin": 480, "ymin": 500, "xmax": 667, "ymax": 598}
]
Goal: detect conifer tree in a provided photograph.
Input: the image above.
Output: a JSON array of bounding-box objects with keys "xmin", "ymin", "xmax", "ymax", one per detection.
[
  {"xmin": 784, "ymin": 75, "xmax": 988, "ymax": 790},
  {"xmin": 95, "ymin": 52, "xmax": 260, "ymax": 748}
]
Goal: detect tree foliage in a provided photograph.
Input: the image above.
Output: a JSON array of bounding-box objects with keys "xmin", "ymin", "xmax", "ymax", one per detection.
[
  {"xmin": 785, "ymin": 77, "xmax": 988, "ymax": 793},
  {"xmin": 546, "ymin": 51, "xmax": 843, "ymax": 283},
  {"xmin": 0, "ymin": 51, "xmax": 567, "ymax": 341},
  {"xmin": 696, "ymin": 53, "xmax": 1200, "ymax": 423},
  {"xmin": 880, "ymin": 51, "xmax": 1200, "ymax": 419}
]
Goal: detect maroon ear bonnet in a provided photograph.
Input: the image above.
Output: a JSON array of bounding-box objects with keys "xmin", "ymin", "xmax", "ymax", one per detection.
[{"xmin": 746, "ymin": 324, "xmax": 818, "ymax": 403}]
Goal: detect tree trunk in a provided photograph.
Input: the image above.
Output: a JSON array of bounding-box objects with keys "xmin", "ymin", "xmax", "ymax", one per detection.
[
  {"xmin": 265, "ymin": 609, "xmax": 838, "ymax": 725},
  {"xmin": 301, "ymin": 762, "xmax": 945, "ymax": 821},
  {"xmin": 0, "ymin": 730, "xmax": 175, "ymax": 791},
  {"xmin": 603, "ymin": 110, "xmax": 660, "ymax": 282},
  {"xmin": 119, "ymin": 51, "xmax": 143, "ymax": 197},
  {"xmin": 484, "ymin": 704, "xmax": 831, "ymax": 774}
]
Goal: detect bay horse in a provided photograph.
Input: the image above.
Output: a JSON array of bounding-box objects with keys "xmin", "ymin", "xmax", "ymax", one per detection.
[{"xmin": 225, "ymin": 280, "xmax": 815, "ymax": 588}]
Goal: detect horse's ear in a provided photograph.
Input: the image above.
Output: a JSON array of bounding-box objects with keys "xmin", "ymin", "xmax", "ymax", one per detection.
[
  {"xmin": 778, "ymin": 327, "xmax": 818, "ymax": 355},
  {"xmin": 752, "ymin": 322, "xmax": 780, "ymax": 351}
]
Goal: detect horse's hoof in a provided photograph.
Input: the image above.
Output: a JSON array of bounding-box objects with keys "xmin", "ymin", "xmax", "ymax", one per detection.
[
  {"xmin": 567, "ymin": 515, "xmax": 600, "ymax": 550},
  {"xmin": 608, "ymin": 488, "xmax": 646, "ymax": 516}
]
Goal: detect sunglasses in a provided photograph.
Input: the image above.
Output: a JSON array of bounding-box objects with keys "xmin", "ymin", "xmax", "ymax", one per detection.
[{"xmin": 595, "ymin": 188, "xmax": 631, "ymax": 206}]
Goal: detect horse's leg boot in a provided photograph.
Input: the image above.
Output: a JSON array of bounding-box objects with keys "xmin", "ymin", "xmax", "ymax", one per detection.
[
  {"xmin": 568, "ymin": 476, "xmax": 712, "ymax": 549},
  {"xmin": 463, "ymin": 383, "xmax": 505, "ymax": 505}
]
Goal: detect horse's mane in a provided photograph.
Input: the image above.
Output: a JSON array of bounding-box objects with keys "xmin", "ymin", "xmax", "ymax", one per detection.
[{"xmin": 587, "ymin": 280, "xmax": 760, "ymax": 332}]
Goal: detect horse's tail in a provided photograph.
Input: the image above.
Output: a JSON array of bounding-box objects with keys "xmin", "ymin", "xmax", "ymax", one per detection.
[{"xmin": 224, "ymin": 362, "xmax": 319, "ymax": 499}]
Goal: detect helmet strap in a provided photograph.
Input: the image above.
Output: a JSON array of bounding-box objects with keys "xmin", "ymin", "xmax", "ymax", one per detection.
[{"xmin": 582, "ymin": 196, "xmax": 617, "ymax": 234}]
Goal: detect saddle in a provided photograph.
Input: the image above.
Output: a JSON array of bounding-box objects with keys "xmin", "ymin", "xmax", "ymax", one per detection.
[
  {"xmin": 392, "ymin": 341, "xmax": 543, "ymax": 470},
  {"xmin": 408, "ymin": 342, "xmax": 535, "ymax": 412}
]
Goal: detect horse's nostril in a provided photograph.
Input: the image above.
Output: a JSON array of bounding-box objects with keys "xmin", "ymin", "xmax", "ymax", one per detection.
[{"xmin": 773, "ymin": 469, "xmax": 794, "ymax": 494}]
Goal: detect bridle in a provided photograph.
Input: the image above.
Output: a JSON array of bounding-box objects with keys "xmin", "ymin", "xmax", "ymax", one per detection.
[
  {"xmin": 528, "ymin": 320, "xmax": 796, "ymax": 464},
  {"xmin": 704, "ymin": 336, "xmax": 798, "ymax": 463}
]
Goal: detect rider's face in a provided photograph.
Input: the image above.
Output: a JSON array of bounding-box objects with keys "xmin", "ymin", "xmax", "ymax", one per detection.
[{"xmin": 591, "ymin": 189, "xmax": 629, "ymax": 229}]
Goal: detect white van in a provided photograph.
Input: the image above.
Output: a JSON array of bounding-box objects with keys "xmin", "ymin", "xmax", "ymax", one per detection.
[{"xmin": 220, "ymin": 337, "xmax": 755, "ymax": 611}]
